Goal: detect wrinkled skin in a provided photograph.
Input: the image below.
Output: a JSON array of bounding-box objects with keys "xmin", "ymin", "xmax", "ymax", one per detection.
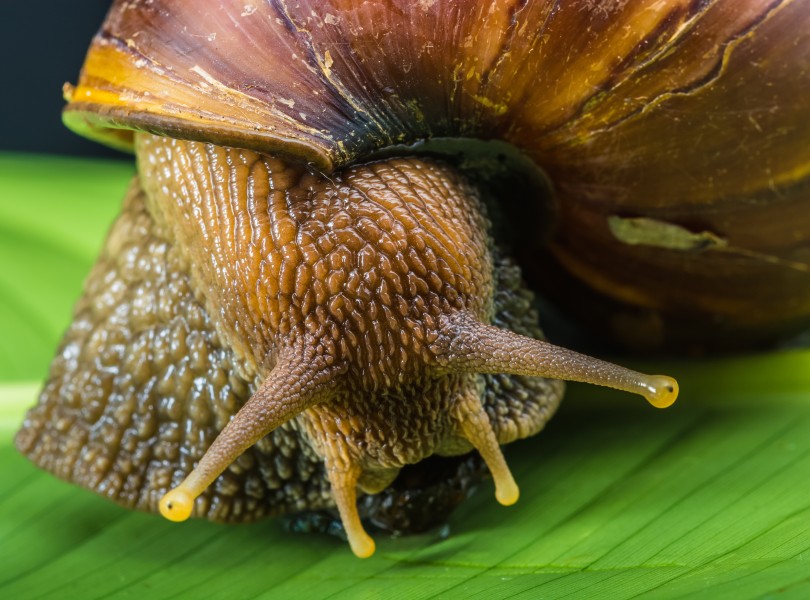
[{"xmin": 16, "ymin": 135, "xmax": 563, "ymax": 535}]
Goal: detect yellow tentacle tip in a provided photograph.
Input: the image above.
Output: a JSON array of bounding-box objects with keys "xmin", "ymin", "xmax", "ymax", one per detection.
[
  {"xmin": 495, "ymin": 476, "xmax": 520, "ymax": 506},
  {"xmin": 496, "ymin": 484, "xmax": 520, "ymax": 507},
  {"xmin": 643, "ymin": 375, "xmax": 679, "ymax": 409},
  {"xmin": 347, "ymin": 530, "xmax": 376, "ymax": 559},
  {"xmin": 159, "ymin": 487, "xmax": 195, "ymax": 522}
]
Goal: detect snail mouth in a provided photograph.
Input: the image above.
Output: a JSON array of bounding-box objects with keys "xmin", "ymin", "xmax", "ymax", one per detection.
[
  {"xmin": 282, "ymin": 453, "xmax": 486, "ymax": 539},
  {"xmin": 356, "ymin": 453, "xmax": 487, "ymax": 536},
  {"xmin": 279, "ymin": 453, "xmax": 488, "ymax": 542}
]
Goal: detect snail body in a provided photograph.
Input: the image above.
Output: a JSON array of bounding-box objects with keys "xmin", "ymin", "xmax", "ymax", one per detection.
[{"xmin": 16, "ymin": 0, "xmax": 810, "ymax": 557}]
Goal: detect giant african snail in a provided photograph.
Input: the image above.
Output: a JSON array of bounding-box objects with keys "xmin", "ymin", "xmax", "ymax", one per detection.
[{"xmin": 16, "ymin": 0, "xmax": 810, "ymax": 558}]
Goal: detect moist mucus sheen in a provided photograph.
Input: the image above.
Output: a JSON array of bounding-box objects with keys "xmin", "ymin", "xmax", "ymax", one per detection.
[{"xmin": 15, "ymin": 134, "xmax": 562, "ymax": 536}]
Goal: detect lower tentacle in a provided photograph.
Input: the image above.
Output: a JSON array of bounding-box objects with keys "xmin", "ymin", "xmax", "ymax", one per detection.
[
  {"xmin": 325, "ymin": 463, "xmax": 376, "ymax": 558},
  {"xmin": 451, "ymin": 385, "xmax": 519, "ymax": 506}
]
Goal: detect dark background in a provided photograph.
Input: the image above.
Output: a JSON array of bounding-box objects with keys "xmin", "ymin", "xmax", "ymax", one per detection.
[{"xmin": 2, "ymin": 1, "xmax": 124, "ymax": 158}]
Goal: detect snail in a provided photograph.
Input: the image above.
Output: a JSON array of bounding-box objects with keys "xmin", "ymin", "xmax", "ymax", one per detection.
[{"xmin": 15, "ymin": 0, "xmax": 810, "ymax": 558}]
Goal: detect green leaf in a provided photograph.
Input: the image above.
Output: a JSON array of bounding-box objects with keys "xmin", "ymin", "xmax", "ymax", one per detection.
[{"xmin": 1, "ymin": 152, "xmax": 809, "ymax": 599}]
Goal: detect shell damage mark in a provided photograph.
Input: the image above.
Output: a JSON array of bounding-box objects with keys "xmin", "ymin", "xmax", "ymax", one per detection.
[
  {"xmin": 608, "ymin": 215, "xmax": 728, "ymax": 252},
  {"xmin": 274, "ymin": 0, "xmax": 395, "ymax": 160},
  {"xmin": 628, "ymin": 0, "xmax": 787, "ymax": 107},
  {"xmin": 608, "ymin": 215, "xmax": 810, "ymax": 272},
  {"xmin": 539, "ymin": 0, "xmax": 788, "ymax": 148},
  {"xmin": 471, "ymin": 94, "xmax": 509, "ymax": 116},
  {"xmin": 579, "ymin": 0, "xmax": 630, "ymax": 18}
]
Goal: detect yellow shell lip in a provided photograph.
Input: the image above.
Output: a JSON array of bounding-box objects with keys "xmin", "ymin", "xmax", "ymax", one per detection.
[{"xmin": 62, "ymin": 103, "xmax": 335, "ymax": 170}]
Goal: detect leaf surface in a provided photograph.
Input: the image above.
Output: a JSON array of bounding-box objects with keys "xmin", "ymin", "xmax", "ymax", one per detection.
[{"xmin": 1, "ymin": 153, "xmax": 808, "ymax": 600}]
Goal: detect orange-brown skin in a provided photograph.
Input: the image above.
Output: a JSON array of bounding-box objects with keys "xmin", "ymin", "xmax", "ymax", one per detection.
[
  {"xmin": 136, "ymin": 135, "xmax": 546, "ymax": 556},
  {"xmin": 39, "ymin": 0, "xmax": 808, "ymax": 557},
  {"xmin": 17, "ymin": 134, "xmax": 569, "ymax": 552},
  {"xmin": 17, "ymin": 132, "xmax": 676, "ymax": 556},
  {"xmin": 137, "ymin": 135, "xmax": 494, "ymax": 383},
  {"xmin": 137, "ymin": 134, "xmax": 499, "ymax": 498}
]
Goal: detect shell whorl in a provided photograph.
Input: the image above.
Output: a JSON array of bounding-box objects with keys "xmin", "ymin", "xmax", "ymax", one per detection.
[{"xmin": 64, "ymin": 0, "xmax": 810, "ymax": 348}]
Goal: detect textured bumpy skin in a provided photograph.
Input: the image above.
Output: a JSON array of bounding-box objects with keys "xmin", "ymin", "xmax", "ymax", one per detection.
[
  {"xmin": 16, "ymin": 136, "xmax": 562, "ymax": 529},
  {"xmin": 15, "ymin": 182, "xmax": 332, "ymax": 521}
]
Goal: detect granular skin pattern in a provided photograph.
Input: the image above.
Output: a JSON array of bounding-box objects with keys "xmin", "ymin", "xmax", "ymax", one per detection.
[
  {"xmin": 17, "ymin": 135, "xmax": 563, "ymax": 531},
  {"xmin": 15, "ymin": 182, "xmax": 332, "ymax": 522},
  {"xmin": 136, "ymin": 135, "xmax": 494, "ymax": 384}
]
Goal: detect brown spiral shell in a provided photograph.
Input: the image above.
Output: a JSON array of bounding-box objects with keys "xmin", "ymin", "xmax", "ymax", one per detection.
[{"xmin": 64, "ymin": 0, "xmax": 810, "ymax": 349}]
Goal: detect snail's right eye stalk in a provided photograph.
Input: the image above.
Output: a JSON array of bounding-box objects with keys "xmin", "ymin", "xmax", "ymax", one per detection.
[{"xmin": 440, "ymin": 311, "xmax": 679, "ymax": 410}]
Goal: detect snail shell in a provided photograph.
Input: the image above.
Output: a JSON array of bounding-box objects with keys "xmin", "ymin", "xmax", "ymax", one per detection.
[
  {"xmin": 16, "ymin": 0, "xmax": 809, "ymax": 557},
  {"xmin": 64, "ymin": 0, "xmax": 810, "ymax": 348}
]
